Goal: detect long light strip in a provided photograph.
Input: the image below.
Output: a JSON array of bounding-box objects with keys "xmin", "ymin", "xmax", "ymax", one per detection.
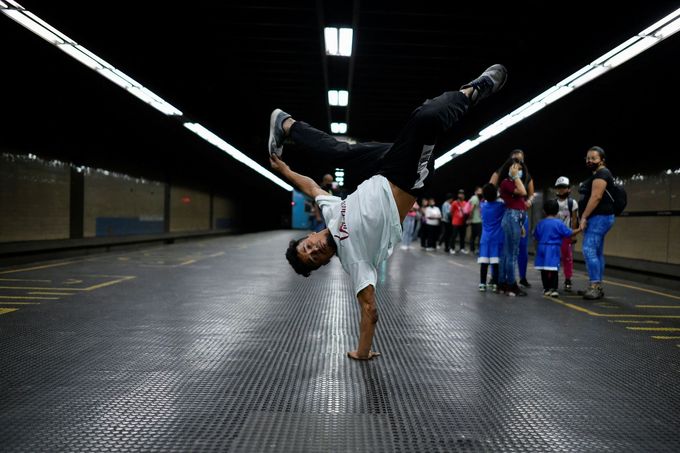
[
  {"xmin": 1, "ymin": 1, "xmax": 293, "ymax": 192},
  {"xmin": 435, "ymin": 7, "xmax": 680, "ymax": 169},
  {"xmin": 183, "ymin": 123, "xmax": 293, "ymax": 191}
]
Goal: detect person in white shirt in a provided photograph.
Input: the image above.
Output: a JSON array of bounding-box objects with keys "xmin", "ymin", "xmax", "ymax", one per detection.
[
  {"xmin": 267, "ymin": 64, "xmax": 507, "ymax": 360},
  {"xmin": 424, "ymin": 198, "xmax": 442, "ymax": 250}
]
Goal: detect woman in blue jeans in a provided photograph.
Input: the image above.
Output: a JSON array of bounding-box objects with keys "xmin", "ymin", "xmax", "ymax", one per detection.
[
  {"xmin": 498, "ymin": 159, "xmax": 528, "ymax": 296},
  {"xmin": 578, "ymin": 146, "xmax": 616, "ymax": 300}
]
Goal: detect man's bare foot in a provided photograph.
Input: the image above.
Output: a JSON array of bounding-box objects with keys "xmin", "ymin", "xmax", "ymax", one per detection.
[{"xmin": 347, "ymin": 351, "xmax": 381, "ymax": 360}]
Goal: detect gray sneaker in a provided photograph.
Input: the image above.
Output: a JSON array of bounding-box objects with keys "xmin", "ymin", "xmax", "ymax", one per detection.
[
  {"xmin": 460, "ymin": 64, "xmax": 508, "ymax": 106},
  {"xmin": 582, "ymin": 285, "xmax": 604, "ymax": 300},
  {"xmin": 268, "ymin": 108, "xmax": 291, "ymax": 157}
]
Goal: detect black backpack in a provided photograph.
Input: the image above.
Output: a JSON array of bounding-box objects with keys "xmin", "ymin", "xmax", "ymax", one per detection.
[{"xmin": 605, "ymin": 183, "xmax": 627, "ymax": 216}]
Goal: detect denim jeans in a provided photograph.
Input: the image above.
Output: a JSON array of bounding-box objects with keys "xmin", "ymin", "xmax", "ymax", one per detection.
[
  {"xmin": 518, "ymin": 215, "xmax": 529, "ymax": 279},
  {"xmin": 582, "ymin": 214, "xmax": 615, "ymax": 283},
  {"xmin": 499, "ymin": 209, "xmax": 524, "ymax": 285},
  {"xmin": 402, "ymin": 216, "xmax": 416, "ymax": 247}
]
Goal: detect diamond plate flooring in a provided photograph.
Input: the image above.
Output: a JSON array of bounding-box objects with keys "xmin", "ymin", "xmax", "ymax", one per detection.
[{"xmin": 1, "ymin": 231, "xmax": 679, "ymax": 452}]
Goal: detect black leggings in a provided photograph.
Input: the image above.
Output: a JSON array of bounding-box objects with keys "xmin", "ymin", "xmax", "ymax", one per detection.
[
  {"xmin": 480, "ymin": 263, "xmax": 499, "ymax": 285},
  {"xmin": 289, "ymin": 92, "xmax": 470, "ymax": 196}
]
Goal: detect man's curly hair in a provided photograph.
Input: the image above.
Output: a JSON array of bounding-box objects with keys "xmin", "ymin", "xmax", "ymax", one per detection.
[{"xmin": 285, "ymin": 237, "xmax": 316, "ymax": 277}]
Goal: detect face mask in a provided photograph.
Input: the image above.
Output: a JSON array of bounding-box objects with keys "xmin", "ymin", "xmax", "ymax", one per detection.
[
  {"xmin": 509, "ymin": 170, "xmax": 523, "ymax": 179},
  {"xmin": 586, "ymin": 162, "xmax": 599, "ymax": 171}
]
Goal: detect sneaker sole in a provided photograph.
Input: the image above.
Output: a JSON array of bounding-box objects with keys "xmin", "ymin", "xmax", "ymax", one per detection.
[{"xmin": 268, "ymin": 109, "xmax": 284, "ymax": 157}]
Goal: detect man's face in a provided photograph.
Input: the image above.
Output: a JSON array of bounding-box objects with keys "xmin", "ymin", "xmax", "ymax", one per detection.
[{"xmin": 296, "ymin": 231, "xmax": 335, "ymax": 268}]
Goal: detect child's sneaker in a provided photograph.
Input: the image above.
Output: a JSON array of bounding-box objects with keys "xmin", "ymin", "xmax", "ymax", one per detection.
[
  {"xmin": 564, "ymin": 279, "xmax": 572, "ymax": 292},
  {"xmin": 478, "ymin": 283, "xmax": 487, "ymax": 292},
  {"xmin": 489, "ymin": 283, "xmax": 498, "ymax": 293}
]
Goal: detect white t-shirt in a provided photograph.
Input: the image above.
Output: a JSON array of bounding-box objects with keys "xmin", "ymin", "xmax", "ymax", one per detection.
[
  {"xmin": 424, "ymin": 206, "xmax": 442, "ymax": 226},
  {"xmin": 316, "ymin": 175, "xmax": 402, "ymax": 295},
  {"xmin": 557, "ymin": 197, "xmax": 579, "ymax": 227}
]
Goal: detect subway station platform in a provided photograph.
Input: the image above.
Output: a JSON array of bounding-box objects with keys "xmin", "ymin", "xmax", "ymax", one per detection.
[{"xmin": 1, "ymin": 231, "xmax": 679, "ymax": 452}]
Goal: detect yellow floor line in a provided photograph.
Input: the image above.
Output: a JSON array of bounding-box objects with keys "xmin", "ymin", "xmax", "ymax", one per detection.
[
  {"xmin": 0, "ymin": 302, "xmax": 41, "ymax": 305},
  {"xmin": 603, "ymin": 279, "xmax": 680, "ymax": 301},
  {"xmin": 635, "ymin": 305, "xmax": 680, "ymax": 309},
  {"xmin": 0, "ymin": 276, "xmax": 135, "ymax": 292},
  {"xmin": 610, "ymin": 320, "xmax": 660, "ymax": 324},
  {"xmin": 0, "ymin": 308, "xmax": 19, "ymax": 315},
  {"xmin": 28, "ymin": 292, "xmax": 74, "ymax": 296},
  {"xmin": 626, "ymin": 327, "xmax": 680, "ymax": 332},
  {"xmin": 0, "ymin": 278, "xmax": 52, "ymax": 282},
  {"xmin": 179, "ymin": 259, "xmax": 197, "ymax": 266},
  {"xmin": 651, "ymin": 336, "xmax": 680, "ymax": 340},
  {"xmin": 0, "ymin": 295, "xmax": 58, "ymax": 300},
  {"xmin": 548, "ymin": 297, "xmax": 680, "ymax": 319},
  {"xmin": 0, "ymin": 260, "xmax": 83, "ymax": 274}
]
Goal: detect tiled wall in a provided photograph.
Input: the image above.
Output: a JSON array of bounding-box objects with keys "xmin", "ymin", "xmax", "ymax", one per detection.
[
  {"xmin": 0, "ymin": 154, "xmax": 70, "ymax": 242},
  {"xmin": 84, "ymin": 170, "xmax": 164, "ymax": 237}
]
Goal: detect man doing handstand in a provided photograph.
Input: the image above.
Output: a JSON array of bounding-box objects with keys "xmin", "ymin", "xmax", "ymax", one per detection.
[{"xmin": 268, "ymin": 64, "xmax": 508, "ymax": 360}]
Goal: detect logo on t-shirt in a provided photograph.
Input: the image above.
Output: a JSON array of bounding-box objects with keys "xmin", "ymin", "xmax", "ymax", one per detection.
[{"xmin": 334, "ymin": 200, "xmax": 350, "ymax": 241}]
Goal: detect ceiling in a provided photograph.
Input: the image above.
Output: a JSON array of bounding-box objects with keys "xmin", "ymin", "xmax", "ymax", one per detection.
[{"xmin": 2, "ymin": 1, "xmax": 680, "ymax": 200}]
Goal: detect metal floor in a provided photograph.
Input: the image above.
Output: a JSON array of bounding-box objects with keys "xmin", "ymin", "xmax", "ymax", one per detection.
[{"xmin": 1, "ymin": 231, "xmax": 679, "ymax": 452}]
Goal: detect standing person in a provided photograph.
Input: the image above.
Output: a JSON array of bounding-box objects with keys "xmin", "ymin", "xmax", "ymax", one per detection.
[
  {"xmin": 554, "ymin": 177, "xmax": 579, "ymax": 291},
  {"xmin": 439, "ymin": 193, "xmax": 454, "ymax": 252},
  {"xmin": 477, "ymin": 183, "xmax": 505, "ymax": 292},
  {"xmin": 400, "ymin": 201, "xmax": 419, "ymax": 250},
  {"xmin": 490, "ymin": 149, "xmax": 535, "ymax": 288},
  {"xmin": 268, "ymin": 64, "xmax": 508, "ymax": 360},
  {"xmin": 419, "ymin": 198, "xmax": 430, "ymax": 249},
  {"xmin": 534, "ymin": 199, "xmax": 581, "ymax": 296},
  {"xmin": 424, "ymin": 198, "xmax": 442, "ymax": 251},
  {"xmin": 467, "ymin": 186, "xmax": 483, "ymax": 254},
  {"xmin": 497, "ymin": 159, "xmax": 528, "ymax": 296},
  {"xmin": 578, "ymin": 146, "xmax": 616, "ymax": 300},
  {"xmin": 449, "ymin": 189, "xmax": 469, "ymax": 254}
]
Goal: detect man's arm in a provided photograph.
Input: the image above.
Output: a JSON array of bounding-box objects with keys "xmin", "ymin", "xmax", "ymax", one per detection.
[
  {"xmin": 348, "ymin": 285, "xmax": 380, "ymax": 360},
  {"xmin": 270, "ymin": 155, "xmax": 329, "ymax": 199}
]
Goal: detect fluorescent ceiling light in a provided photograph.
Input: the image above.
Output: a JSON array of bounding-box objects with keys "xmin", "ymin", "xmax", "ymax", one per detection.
[
  {"xmin": 2, "ymin": 9, "xmax": 64, "ymax": 44},
  {"xmin": 654, "ymin": 16, "xmax": 680, "ymax": 38},
  {"xmin": 603, "ymin": 36, "xmax": 658, "ymax": 68},
  {"xmin": 542, "ymin": 85, "xmax": 573, "ymax": 105},
  {"xmin": 436, "ymin": 9, "xmax": 678, "ymax": 170},
  {"xmin": 567, "ymin": 65, "xmax": 609, "ymax": 89},
  {"xmin": 338, "ymin": 90, "xmax": 348, "ymax": 106},
  {"xmin": 22, "ymin": 10, "xmax": 73, "ymax": 43},
  {"xmin": 97, "ymin": 68, "xmax": 132, "ymax": 90},
  {"xmin": 324, "ymin": 27, "xmax": 338, "ymax": 55},
  {"xmin": 0, "ymin": 1, "xmax": 10, "ymax": 8},
  {"xmin": 331, "ymin": 122, "xmax": 347, "ymax": 134},
  {"xmin": 183, "ymin": 123, "xmax": 293, "ymax": 192},
  {"xmin": 328, "ymin": 90, "xmax": 338, "ymax": 106},
  {"xmin": 339, "ymin": 28, "xmax": 353, "ymax": 56},
  {"xmin": 325, "ymin": 27, "xmax": 352, "ymax": 56},
  {"xmin": 57, "ymin": 44, "xmax": 102, "ymax": 70}
]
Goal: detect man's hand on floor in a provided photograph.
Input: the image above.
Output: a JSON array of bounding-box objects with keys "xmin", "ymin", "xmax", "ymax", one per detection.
[{"xmin": 347, "ymin": 351, "xmax": 381, "ymax": 360}]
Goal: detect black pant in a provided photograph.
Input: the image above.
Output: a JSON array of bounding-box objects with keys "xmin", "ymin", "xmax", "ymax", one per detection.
[
  {"xmin": 450, "ymin": 224, "xmax": 467, "ymax": 251},
  {"xmin": 541, "ymin": 270, "xmax": 558, "ymax": 290},
  {"xmin": 440, "ymin": 222, "xmax": 453, "ymax": 251},
  {"xmin": 289, "ymin": 92, "xmax": 470, "ymax": 197},
  {"xmin": 469, "ymin": 223, "xmax": 482, "ymax": 252},
  {"xmin": 425, "ymin": 224, "xmax": 440, "ymax": 249}
]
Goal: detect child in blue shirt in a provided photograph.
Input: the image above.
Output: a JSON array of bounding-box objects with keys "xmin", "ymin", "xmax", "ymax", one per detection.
[
  {"xmin": 477, "ymin": 183, "xmax": 505, "ymax": 292},
  {"xmin": 534, "ymin": 199, "xmax": 581, "ymax": 296}
]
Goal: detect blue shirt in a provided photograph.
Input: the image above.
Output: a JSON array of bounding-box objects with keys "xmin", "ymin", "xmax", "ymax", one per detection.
[
  {"xmin": 481, "ymin": 200, "xmax": 505, "ymax": 243},
  {"xmin": 533, "ymin": 217, "xmax": 572, "ymax": 245}
]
